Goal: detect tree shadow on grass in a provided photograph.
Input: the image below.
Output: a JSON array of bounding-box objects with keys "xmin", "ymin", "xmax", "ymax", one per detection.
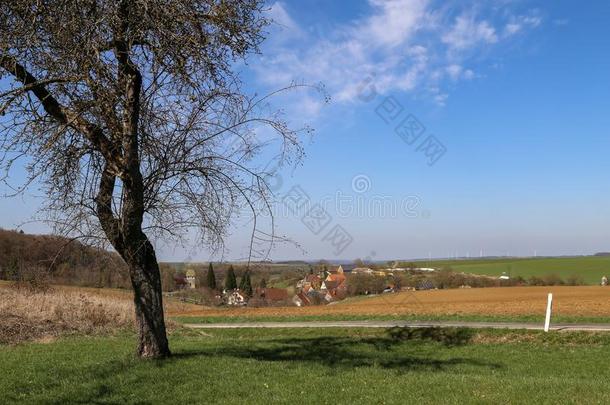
[
  {"xmin": 21, "ymin": 328, "xmax": 500, "ymax": 404},
  {"xmin": 386, "ymin": 326, "xmax": 474, "ymax": 346},
  {"xmin": 170, "ymin": 327, "xmax": 500, "ymax": 372}
]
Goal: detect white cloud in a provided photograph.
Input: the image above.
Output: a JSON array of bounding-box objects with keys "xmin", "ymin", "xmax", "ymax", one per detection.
[
  {"xmin": 446, "ymin": 64, "xmax": 463, "ymax": 80},
  {"xmin": 463, "ymin": 69, "xmax": 475, "ymax": 80},
  {"xmin": 503, "ymin": 15, "xmax": 542, "ymax": 38},
  {"xmin": 255, "ymin": 2, "xmax": 543, "ymax": 108},
  {"xmin": 505, "ymin": 23, "xmax": 521, "ymax": 36},
  {"xmin": 359, "ymin": 0, "xmax": 430, "ymax": 48},
  {"xmin": 442, "ymin": 14, "xmax": 498, "ymax": 50},
  {"xmin": 434, "ymin": 93, "xmax": 449, "ymax": 106},
  {"xmin": 445, "ymin": 64, "xmax": 475, "ymax": 81}
]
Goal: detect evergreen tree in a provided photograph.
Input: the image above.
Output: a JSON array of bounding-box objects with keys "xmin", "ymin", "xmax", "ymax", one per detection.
[
  {"xmin": 206, "ymin": 263, "xmax": 217, "ymax": 290},
  {"xmin": 239, "ymin": 270, "xmax": 246, "ymax": 290},
  {"xmin": 239, "ymin": 270, "xmax": 253, "ymax": 295},
  {"xmin": 225, "ymin": 265, "xmax": 237, "ymax": 291},
  {"xmin": 242, "ymin": 271, "xmax": 253, "ymax": 297}
]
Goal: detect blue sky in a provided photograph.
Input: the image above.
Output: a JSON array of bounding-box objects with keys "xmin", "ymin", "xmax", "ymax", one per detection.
[{"xmin": 2, "ymin": 0, "xmax": 610, "ymax": 262}]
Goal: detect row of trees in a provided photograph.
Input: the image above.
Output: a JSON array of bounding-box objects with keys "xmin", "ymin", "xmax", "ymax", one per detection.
[
  {"xmin": 167, "ymin": 263, "xmax": 256, "ymax": 297},
  {"xmin": 345, "ymin": 268, "xmax": 588, "ymax": 295},
  {"xmin": 205, "ymin": 264, "xmax": 254, "ymax": 296},
  {"xmin": 0, "ymin": 228, "xmax": 130, "ymax": 289}
]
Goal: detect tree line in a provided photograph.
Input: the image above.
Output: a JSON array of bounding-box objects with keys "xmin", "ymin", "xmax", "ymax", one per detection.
[
  {"xmin": 161, "ymin": 263, "xmax": 255, "ymax": 296},
  {"xmin": 0, "ymin": 228, "xmax": 129, "ymax": 288}
]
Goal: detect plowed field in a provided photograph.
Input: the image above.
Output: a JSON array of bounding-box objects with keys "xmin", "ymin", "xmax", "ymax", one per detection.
[{"xmin": 175, "ymin": 286, "xmax": 610, "ymax": 319}]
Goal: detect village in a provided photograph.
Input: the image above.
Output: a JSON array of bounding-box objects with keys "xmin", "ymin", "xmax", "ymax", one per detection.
[{"xmin": 168, "ymin": 263, "xmax": 437, "ymax": 308}]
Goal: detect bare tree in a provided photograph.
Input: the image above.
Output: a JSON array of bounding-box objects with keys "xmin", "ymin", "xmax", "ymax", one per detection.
[{"xmin": 0, "ymin": 1, "xmax": 316, "ymax": 358}]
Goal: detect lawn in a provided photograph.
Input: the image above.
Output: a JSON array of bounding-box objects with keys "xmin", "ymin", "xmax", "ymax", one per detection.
[
  {"xmin": 2, "ymin": 328, "xmax": 610, "ymax": 404},
  {"xmin": 422, "ymin": 256, "xmax": 610, "ymax": 284},
  {"xmin": 173, "ymin": 312, "xmax": 610, "ymax": 325}
]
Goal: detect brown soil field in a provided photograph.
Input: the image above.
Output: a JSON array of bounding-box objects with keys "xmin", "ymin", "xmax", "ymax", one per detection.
[
  {"xmin": 175, "ymin": 286, "xmax": 610, "ymax": 319},
  {"xmin": 3, "ymin": 282, "xmax": 608, "ymax": 321}
]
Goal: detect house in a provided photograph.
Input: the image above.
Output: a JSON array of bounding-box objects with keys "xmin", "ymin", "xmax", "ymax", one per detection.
[
  {"xmin": 261, "ymin": 287, "xmax": 289, "ymax": 303},
  {"xmin": 296, "ymin": 274, "xmax": 322, "ymax": 291},
  {"xmin": 321, "ymin": 265, "xmax": 344, "ymax": 278},
  {"xmin": 185, "ymin": 268, "xmax": 197, "ymax": 289},
  {"xmin": 225, "ymin": 289, "xmax": 247, "ymax": 306},
  {"xmin": 351, "ymin": 267, "xmax": 374, "ymax": 275},
  {"xmin": 292, "ymin": 292, "xmax": 312, "ymax": 307},
  {"xmin": 321, "ymin": 279, "xmax": 338, "ymax": 292},
  {"xmin": 321, "ymin": 277, "xmax": 347, "ymax": 299},
  {"xmin": 320, "ymin": 267, "xmax": 348, "ymax": 299},
  {"xmin": 173, "ymin": 274, "xmax": 189, "ymax": 290},
  {"xmin": 306, "ymin": 274, "xmax": 322, "ymax": 287},
  {"xmin": 340, "ymin": 264, "xmax": 356, "ymax": 273},
  {"xmin": 306, "ymin": 288, "xmax": 322, "ymax": 302},
  {"xmin": 325, "ymin": 270, "xmax": 346, "ymax": 284},
  {"xmin": 294, "ymin": 265, "xmax": 352, "ymax": 304}
]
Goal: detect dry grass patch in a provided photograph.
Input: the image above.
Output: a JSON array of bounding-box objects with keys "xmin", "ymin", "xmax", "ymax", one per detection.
[
  {"xmin": 0, "ymin": 283, "xmax": 200, "ymax": 345},
  {"xmin": 0, "ymin": 284, "xmax": 135, "ymax": 345}
]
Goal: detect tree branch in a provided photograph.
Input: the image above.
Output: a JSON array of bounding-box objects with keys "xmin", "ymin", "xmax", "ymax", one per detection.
[
  {"xmin": 95, "ymin": 163, "xmax": 123, "ymax": 254},
  {"xmin": 0, "ymin": 55, "xmax": 121, "ymax": 171}
]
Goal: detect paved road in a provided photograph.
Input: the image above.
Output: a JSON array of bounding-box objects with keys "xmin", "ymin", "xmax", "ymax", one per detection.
[{"xmin": 184, "ymin": 320, "xmax": 610, "ymax": 332}]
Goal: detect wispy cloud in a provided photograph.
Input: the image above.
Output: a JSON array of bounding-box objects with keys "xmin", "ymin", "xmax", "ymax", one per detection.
[
  {"xmin": 442, "ymin": 14, "xmax": 498, "ymax": 50},
  {"xmin": 503, "ymin": 14, "xmax": 542, "ymax": 37},
  {"xmin": 255, "ymin": 1, "xmax": 543, "ymax": 109}
]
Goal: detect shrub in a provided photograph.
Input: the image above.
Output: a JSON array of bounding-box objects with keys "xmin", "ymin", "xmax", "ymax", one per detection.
[
  {"xmin": 527, "ymin": 276, "xmax": 545, "ymax": 286},
  {"xmin": 346, "ymin": 274, "xmax": 387, "ymax": 295},
  {"xmin": 542, "ymin": 274, "xmax": 565, "ymax": 286},
  {"xmin": 565, "ymin": 274, "xmax": 585, "ymax": 286}
]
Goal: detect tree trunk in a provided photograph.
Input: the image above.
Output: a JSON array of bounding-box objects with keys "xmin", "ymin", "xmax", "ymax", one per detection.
[
  {"xmin": 124, "ymin": 236, "xmax": 171, "ymax": 359},
  {"xmin": 96, "ymin": 166, "xmax": 171, "ymax": 359}
]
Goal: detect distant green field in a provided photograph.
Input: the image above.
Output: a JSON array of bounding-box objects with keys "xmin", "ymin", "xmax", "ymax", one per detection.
[{"xmin": 419, "ymin": 256, "xmax": 610, "ymax": 284}]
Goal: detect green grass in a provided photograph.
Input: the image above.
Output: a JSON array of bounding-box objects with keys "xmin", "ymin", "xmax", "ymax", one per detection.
[
  {"xmin": 418, "ymin": 256, "xmax": 610, "ymax": 284},
  {"xmin": 173, "ymin": 313, "xmax": 610, "ymax": 325},
  {"xmin": 2, "ymin": 328, "xmax": 610, "ymax": 404}
]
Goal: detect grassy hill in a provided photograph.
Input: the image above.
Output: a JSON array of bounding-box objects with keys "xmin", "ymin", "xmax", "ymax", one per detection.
[{"xmin": 414, "ymin": 256, "xmax": 610, "ymax": 285}]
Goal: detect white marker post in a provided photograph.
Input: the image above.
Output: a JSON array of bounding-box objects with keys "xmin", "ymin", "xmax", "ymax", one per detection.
[{"xmin": 544, "ymin": 293, "xmax": 553, "ymax": 332}]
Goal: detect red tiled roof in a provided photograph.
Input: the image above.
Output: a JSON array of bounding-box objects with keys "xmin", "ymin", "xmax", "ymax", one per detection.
[
  {"xmin": 296, "ymin": 292, "xmax": 311, "ymax": 305},
  {"xmin": 322, "ymin": 280, "xmax": 339, "ymax": 290},
  {"xmin": 327, "ymin": 273, "xmax": 346, "ymax": 283},
  {"xmin": 264, "ymin": 288, "xmax": 288, "ymax": 301}
]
